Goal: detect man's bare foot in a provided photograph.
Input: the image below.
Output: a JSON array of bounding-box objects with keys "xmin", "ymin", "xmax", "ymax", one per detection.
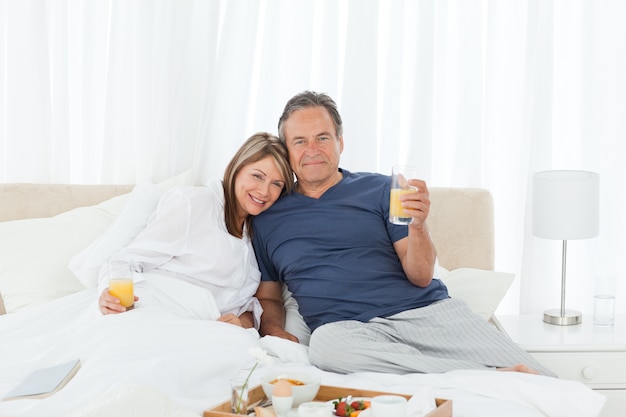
[{"xmin": 497, "ymin": 364, "xmax": 540, "ymax": 375}]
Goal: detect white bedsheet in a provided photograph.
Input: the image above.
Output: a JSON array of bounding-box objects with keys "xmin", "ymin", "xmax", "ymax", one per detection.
[
  {"xmin": 260, "ymin": 337, "xmax": 606, "ymax": 417},
  {"xmin": 0, "ymin": 277, "xmax": 606, "ymax": 417}
]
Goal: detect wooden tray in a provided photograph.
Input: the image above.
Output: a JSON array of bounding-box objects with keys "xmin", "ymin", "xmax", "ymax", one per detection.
[{"xmin": 204, "ymin": 384, "xmax": 452, "ymax": 417}]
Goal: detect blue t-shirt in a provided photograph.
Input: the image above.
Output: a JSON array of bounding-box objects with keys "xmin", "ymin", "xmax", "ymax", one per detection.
[{"xmin": 252, "ymin": 169, "xmax": 449, "ymax": 331}]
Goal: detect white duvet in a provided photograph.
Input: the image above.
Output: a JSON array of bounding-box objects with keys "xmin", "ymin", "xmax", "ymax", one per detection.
[{"xmin": 0, "ymin": 277, "xmax": 606, "ymax": 417}]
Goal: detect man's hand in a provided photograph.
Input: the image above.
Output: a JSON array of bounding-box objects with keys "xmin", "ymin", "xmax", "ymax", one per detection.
[
  {"xmin": 265, "ymin": 328, "xmax": 299, "ymax": 343},
  {"xmin": 401, "ymin": 179, "xmax": 430, "ymax": 229}
]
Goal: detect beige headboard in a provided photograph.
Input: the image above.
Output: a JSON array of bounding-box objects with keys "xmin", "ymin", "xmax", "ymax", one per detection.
[
  {"xmin": 0, "ymin": 183, "xmax": 134, "ymax": 223},
  {"xmin": 0, "ymin": 183, "xmax": 494, "ymax": 315},
  {"xmin": 428, "ymin": 187, "xmax": 494, "ymax": 271}
]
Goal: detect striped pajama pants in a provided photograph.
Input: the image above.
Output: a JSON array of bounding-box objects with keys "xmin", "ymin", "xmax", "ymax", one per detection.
[{"xmin": 308, "ymin": 298, "xmax": 556, "ymax": 377}]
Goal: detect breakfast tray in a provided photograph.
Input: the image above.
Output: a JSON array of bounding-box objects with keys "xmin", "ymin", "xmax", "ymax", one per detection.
[{"xmin": 204, "ymin": 384, "xmax": 452, "ymax": 417}]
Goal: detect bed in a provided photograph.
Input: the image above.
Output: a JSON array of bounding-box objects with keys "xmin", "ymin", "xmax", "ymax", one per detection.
[{"xmin": 0, "ymin": 175, "xmax": 606, "ymax": 417}]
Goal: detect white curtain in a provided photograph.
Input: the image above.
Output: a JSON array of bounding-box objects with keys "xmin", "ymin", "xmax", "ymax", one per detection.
[{"xmin": 1, "ymin": 0, "xmax": 624, "ymax": 315}]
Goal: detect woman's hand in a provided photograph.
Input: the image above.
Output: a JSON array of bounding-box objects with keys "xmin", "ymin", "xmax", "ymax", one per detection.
[
  {"xmin": 218, "ymin": 311, "xmax": 299, "ymax": 341},
  {"xmin": 218, "ymin": 312, "xmax": 258, "ymax": 329},
  {"xmin": 98, "ymin": 288, "xmax": 138, "ymax": 315},
  {"xmin": 218, "ymin": 313, "xmax": 244, "ymax": 327}
]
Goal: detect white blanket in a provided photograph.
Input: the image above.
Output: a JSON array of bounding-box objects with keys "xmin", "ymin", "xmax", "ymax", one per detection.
[
  {"xmin": 260, "ymin": 337, "xmax": 606, "ymax": 417},
  {"xmin": 0, "ymin": 277, "xmax": 606, "ymax": 417}
]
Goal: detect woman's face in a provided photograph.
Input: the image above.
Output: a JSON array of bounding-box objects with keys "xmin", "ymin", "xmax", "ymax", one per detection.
[{"xmin": 234, "ymin": 155, "xmax": 286, "ymax": 221}]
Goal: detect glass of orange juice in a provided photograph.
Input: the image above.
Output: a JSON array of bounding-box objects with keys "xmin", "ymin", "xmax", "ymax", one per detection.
[
  {"xmin": 106, "ymin": 262, "xmax": 135, "ymax": 309},
  {"xmin": 389, "ymin": 165, "xmax": 417, "ymax": 225}
]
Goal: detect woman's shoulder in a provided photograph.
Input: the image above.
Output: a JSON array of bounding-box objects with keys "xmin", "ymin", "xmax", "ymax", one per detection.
[{"xmin": 160, "ymin": 179, "xmax": 223, "ymax": 206}]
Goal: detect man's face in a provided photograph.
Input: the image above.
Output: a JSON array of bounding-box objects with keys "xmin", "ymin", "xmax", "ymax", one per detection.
[{"xmin": 282, "ymin": 106, "xmax": 343, "ymax": 187}]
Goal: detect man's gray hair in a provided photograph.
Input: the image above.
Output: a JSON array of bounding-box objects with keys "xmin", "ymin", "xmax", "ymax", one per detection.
[{"xmin": 277, "ymin": 90, "xmax": 343, "ymax": 142}]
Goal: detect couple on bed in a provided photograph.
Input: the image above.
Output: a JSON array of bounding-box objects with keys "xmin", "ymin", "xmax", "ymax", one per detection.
[{"xmin": 100, "ymin": 90, "xmax": 555, "ymax": 378}]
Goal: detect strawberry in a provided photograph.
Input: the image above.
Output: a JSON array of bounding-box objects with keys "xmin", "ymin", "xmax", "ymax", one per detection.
[
  {"xmin": 333, "ymin": 398, "xmax": 370, "ymax": 417},
  {"xmin": 334, "ymin": 401, "xmax": 348, "ymax": 417},
  {"xmin": 351, "ymin": 400, "xmax": 364, "ymax": 410}
]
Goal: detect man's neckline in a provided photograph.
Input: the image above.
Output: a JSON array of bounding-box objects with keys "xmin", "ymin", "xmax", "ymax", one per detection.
[{"xmin": 294, "ymin": 169, "xmax": 345, "ymax": 199}]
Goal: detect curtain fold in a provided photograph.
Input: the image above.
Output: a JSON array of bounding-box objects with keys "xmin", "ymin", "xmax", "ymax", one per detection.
[{"xmin": 1, "ymin": 0, "xmax": 624, "ymax": 315}]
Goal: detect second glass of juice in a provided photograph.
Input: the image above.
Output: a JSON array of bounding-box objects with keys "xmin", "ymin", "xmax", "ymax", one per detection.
[{"xmin": 389, "ymin": 165, "xmax": 417, "ymax": 225}]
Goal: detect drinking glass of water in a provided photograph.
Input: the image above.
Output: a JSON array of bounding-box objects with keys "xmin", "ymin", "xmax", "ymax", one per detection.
[{"xmin": 593, "ymin": 275, "xmax": 617, "ymax": 326}]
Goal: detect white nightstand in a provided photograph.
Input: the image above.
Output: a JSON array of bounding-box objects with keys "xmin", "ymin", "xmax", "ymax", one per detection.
[{"xmin": 494, "ymin": 314, "xmax": 626, "ymax": 417}]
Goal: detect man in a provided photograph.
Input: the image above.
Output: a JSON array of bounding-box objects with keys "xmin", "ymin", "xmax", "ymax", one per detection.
[{"xmin": 252, "ymin": 90, "xmax": 555, "ymax": 376}]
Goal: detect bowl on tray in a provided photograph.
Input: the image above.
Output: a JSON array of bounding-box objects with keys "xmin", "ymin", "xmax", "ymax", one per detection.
[{"xmin": 260, "ymin": 370, "xmax": 321, "ymax": 406}]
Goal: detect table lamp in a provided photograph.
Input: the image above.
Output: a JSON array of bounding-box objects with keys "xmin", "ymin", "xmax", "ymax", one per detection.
[{"xmin": 532, "ymin": 170, "xmax": 600, "ymax": 326}]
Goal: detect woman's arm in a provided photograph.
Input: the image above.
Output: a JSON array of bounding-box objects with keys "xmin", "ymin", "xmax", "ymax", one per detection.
[{"xmin": 97, "ymin": 189, "xmax": 192, "ymax": 289}]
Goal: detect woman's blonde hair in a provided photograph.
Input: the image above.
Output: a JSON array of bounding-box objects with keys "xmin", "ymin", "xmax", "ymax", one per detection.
[{"xmin": 222, "ymin": 132, "xmax": 293, "ymax": 238}]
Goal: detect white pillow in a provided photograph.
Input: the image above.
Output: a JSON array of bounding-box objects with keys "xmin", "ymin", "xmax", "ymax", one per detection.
[
  {"xmin": 68, "ymin": 183, "xmax": 162, "ymax": 287},
  {"xmin": 282, "ymin": 285, "xmax": 311, "ymax": 346},
  {"xmin": 68, "ymin": 170, "xmax": 195, "ymax": 288},
  {"xmin": 0, "ymin": 170, "xmax": 195, "ymax": 314},
  {"xmin": 0, "ymin": 195, "xmax": 127, "ymax": 313},
  {"xmin": 280, "ymin": 267, "xmax": 514, "ymax": 345},
  {"xmin": 439, "ymin": 267, "xmax": 514, "ymax": 320}
]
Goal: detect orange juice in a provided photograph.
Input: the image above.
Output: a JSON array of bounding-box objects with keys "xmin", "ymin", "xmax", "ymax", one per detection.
[
  {"xmin": 390, "ymin": 188, "xmax": 414, "ymax": 218},
  {"xmin": 109, "ymin": 278, "xmax": 134, "ymax": 308}
]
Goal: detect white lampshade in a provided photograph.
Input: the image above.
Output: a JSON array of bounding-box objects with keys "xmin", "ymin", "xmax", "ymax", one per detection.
[{"xmin": 533, "ymin": 170, "xmax": 599, "ymax": 240}]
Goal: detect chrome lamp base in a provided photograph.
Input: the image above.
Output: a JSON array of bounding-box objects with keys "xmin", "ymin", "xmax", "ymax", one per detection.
[
  {"xmin": 543, "ymin": 308, "xmax": 582, "ymax": 326},
  {"xmin": 541, "ymin": 240, "xmax": 583, "ymax": 326}
]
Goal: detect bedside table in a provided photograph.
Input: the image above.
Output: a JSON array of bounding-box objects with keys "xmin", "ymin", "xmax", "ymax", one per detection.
[{"xmin": 494, "ymin": 314, "xmax": 626, "ymax": 417}]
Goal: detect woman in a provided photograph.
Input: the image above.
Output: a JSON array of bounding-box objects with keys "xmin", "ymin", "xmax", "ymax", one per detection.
[{"xmin": 97, "ymin": 132, "xmax": 293, "ymax": 329}]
